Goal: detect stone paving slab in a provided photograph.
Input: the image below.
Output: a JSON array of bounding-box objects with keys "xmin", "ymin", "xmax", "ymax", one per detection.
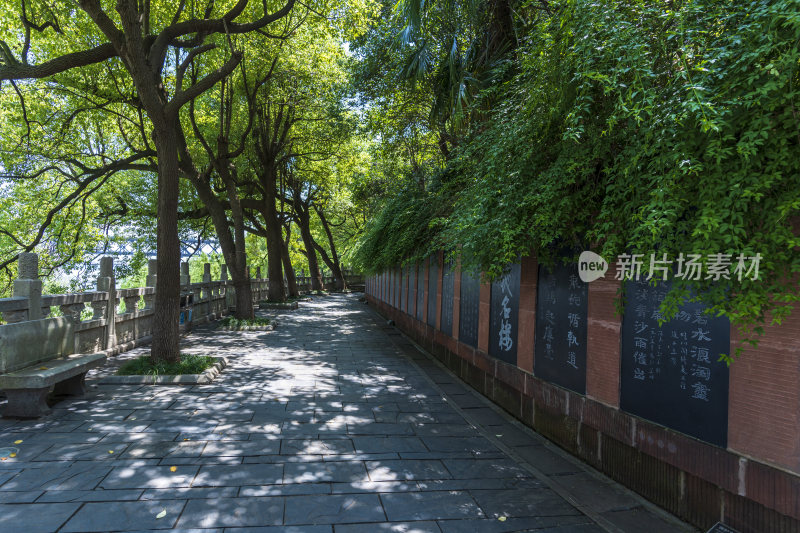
[
  {"xmin": 0, "ymin": 293, "xmax": 696, "ymax": 532},
  {"xmin": 0, "ymin": 502, "xmax": 80, "ymax": 533}
]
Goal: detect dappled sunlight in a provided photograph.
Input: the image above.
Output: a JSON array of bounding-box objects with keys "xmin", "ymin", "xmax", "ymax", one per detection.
[{"xmin": 0, "ymin": 293, "xmax": 585, "ymax": 531}]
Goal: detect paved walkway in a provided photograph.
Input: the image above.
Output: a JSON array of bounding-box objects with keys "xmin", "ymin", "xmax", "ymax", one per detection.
[{"xmin": 0, "ymin": 294, "xmax": 695, "ymax": 532}]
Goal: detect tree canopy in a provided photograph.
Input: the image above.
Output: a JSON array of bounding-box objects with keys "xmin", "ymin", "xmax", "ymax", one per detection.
[
  {"xmin": 1, "ymin": 0, "xmax": 798, "ymax": 361},
  {"xmin": 349, "ymin": 0, "xmax": 800, "ymax": 360}
]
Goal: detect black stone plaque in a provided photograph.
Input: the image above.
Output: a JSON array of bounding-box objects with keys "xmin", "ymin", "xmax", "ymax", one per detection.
[
  {"xmin": 398, "ymin": 268, "xmax": 403, "ymax": 309},
  {"xmin": 440, "ymin": 260, "xmax": 455, "ymax": 336},
  {"xmin": 416, "ymin": 262, "xmax": 425, "ymax": 321},
  {"xmin": 394, "ymin": 269, "xmax": 400, "ymax": 308},
  {"xmin": 401, "ymin": 266, "xmax": 408, "ymax": 312},
  {"xmin": 459, "ymin": 269, "xmax": 480, "ymax": 348},
  {"xmin": 620, "ymin": 278, "xmax": 730, "ymax": 447},
  {"xmin": 408, "ymin": 264, "xmax": 417, "ymax": 316},
  {"xmin": 427, "ymin": 257, "xmax": 439, "ymax": 327},
  {"xmin": 394, "ymin": 269, "xmax": 399, "ymax": 308},
  {"xmin": 534, "ymin": 261, "xmax": 588, "ymax": 394},
  {"xmin": 489, "ymin": 263, "xmax": 520, "ymax": 364}
]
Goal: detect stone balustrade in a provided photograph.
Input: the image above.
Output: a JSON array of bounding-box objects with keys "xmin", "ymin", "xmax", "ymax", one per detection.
[{"xmin": 0, "ymin": 255, "xmax": 273, "ymax": 364}]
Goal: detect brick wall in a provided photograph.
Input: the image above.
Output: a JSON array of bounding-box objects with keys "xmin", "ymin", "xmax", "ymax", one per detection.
[
  {"xmin": 365, "ymin": 261, "xmax": 800, "ymax": 533},
  {"xmin": 586, "ymin": 261, "xmax": 622, "ymax": 407},
  {"xmin": 728, "ymin": 312, "xmax": 800, "ymax": 472}
]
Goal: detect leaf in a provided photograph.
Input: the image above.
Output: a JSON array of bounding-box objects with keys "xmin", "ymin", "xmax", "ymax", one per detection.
[
  {"xmin": 39, "ymin": 366, "xmax": 48, "ymax": 370},
  {"xmin": 498, "ymin": 516, "xmax": 507, "ymax": 522},
  {"xmin": 13, "ymin": 440, "xmax": 22, "ymax": 444},
  {"xmin": 155, "ymin": 508, "xmax": 167, "ymax": 519},
  {"xmin": 108, "ymin": 450, "xmax": 114, "ymax": 454},
  {"xmin": 170, "ymin": 466, "xmax": 177, "ymax": 472},
  {"xmin": 9, "ymin": 453, "xmax": 16, "ymax": 458}
]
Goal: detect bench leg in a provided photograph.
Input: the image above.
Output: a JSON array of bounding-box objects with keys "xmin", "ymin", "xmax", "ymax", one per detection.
[
  {"xmin": 52, "ymin": 372, "xmax": 87, "ymax": 397},
  {"xmin": 2, "ymin": 388, "xmax": 51, "ymax": 418}
]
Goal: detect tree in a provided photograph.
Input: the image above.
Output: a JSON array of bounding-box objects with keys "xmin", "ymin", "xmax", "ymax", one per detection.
[{"xmin": 0, "ymin": 0, "xmax": 295, "ymax": 361}]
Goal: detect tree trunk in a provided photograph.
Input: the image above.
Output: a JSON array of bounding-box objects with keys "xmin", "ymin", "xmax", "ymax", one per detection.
[
  {"xmin": 282, "ymin": 225, "xmax": 299, "ymax": 297},
  {"xmin": 294, "ymin": 204, "xmax": 324, "ymax": 291},
  {"xmin": 150, "ymin": 124, "xmax": 182, "ymax": 363},
  {"xmin": 263, "ymin": 169, "xmax": 285, "ymax": 301},
  {"xmin": 188, "ymin": 176, "xmax": 254, "ymax": 319},
  {"xmin": 314, "ymin": 206, "xmax": 347, "ymax": 291},
  {"xmin": 222, "ymin": 166, "xmax": 254, "ymax": 319}
]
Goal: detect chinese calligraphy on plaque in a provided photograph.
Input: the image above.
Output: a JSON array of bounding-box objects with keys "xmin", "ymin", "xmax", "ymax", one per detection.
[
  {"xmin": 416, "ymin": 263, "xmax": 425, "ymax": 322},
  {"xmin": 620, "ymin": 278, "xmax": 730, "ymax": 447},
  {"xmin": 459, "ymin": 270, "xmax": 480, "ymax": 348},
  {"xmin": 489, "ymin": 263, "xmax": 520, "ymax": 364},
  {"xmin": 440, "ymin": 260, "xmax": 455, "ymax": 336},
  {"xmin": 427, "ymin": 257, "xmax": 439, "ymax": 327},
  {"xmin": 534, "ymin": 261, "xmax": 588, "ymax": 394}
]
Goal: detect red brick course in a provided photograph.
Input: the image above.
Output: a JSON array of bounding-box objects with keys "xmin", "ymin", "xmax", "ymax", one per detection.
[
  {"xmin": 586, "ymin": 265, "xmax": 621, "ymax": 407},
  {"xmin": 728, "ymin": 312, "xmax": 800, "ymax": 473}
]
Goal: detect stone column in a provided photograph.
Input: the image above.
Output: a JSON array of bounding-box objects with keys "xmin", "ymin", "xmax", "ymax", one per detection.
[
  {"xmin": 143, "ymin": 259, "xmax": 156, "ymax": 310},
  {"xmin": 13, "ymin": 252, "xmax": 42, "ymax": 322},
  {"xmin": 202, "ymin": 262, "xmax": 212, "ymax": 301},
  {"xmin": 203, "ymin": 263, "xmax": 212, "ymax": 285},
  {"xmin": 221, "ymin": 264, "xmax": 231, "ymax": 314},
  {"xmin": 96, "ymin": 256, "xmax": 117, "ymax": 350},
  {"xmin": 180, "ymin": 261, "xmax": 190, "ymax": 288},
  {"xmin": 146, "ymin": 258, "xmax": 158, "ymax": 288}
]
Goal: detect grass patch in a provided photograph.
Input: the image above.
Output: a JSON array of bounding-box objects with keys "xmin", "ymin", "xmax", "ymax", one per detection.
[
  {"xmin": 218, "ymin": 316, "xmax": 271, "ymax": 328},
  {"xmin": 262, "ymin": 296, "xmax": 304, "ymax": 303},
  {"xmin": 116, "ymin": 354, "xmax": 216, "ymax": 376}
]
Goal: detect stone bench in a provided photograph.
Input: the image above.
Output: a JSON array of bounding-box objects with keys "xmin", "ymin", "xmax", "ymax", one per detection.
[
  {"xmin": 0, "ymin": 314, "xmax": 107, "ymax": 418},
  {"xmin": 0, "ymin": 352, "xmax": 106, "ymax": 418}
]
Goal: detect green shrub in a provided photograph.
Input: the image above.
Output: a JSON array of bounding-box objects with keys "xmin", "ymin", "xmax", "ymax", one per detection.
[{"xmin": 116, "ymin": 354, "xmax": 216, "ymax": 376}]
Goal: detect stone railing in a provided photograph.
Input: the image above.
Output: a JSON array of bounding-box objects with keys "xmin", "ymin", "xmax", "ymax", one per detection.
[
  {"xmin": 0, "ymin": 254, "xmax": 273, "ymax": 367},
  {"xmin": 294, "ymin": 272, "xmax": 365, "ymax": 292}
]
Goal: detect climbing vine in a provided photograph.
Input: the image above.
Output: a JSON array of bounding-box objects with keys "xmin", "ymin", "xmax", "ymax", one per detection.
[{"xmin": 353, "ymin": 0, "xmax": 800, "ymax": 358}]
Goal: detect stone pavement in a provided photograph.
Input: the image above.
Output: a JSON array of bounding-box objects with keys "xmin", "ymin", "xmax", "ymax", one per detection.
[{"xmin": 0, "ymin": 293, "xmax": 696, "ymax": 532}]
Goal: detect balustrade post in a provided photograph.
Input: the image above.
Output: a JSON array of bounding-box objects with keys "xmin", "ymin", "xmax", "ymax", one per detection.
[
  {"xmin": 97, "ymin": 256, "xmax": 117, "ymax": 350},
  {"xmin": 221, "ymin": 264, "xmax": 233, "ymax": 313},
  {"xmin": 143, "ymin": 259, "xmax": 157, "ymax": 310},
  {"xmin": 180, "ymin": 261, "xmax": 190, "ymax": 289},
  {"xmin": 12, "ymin": 253, "xmax": 41, "ymax": 322},
  {"xmin": 203, "ymin": 263, "xmax": 212, "ymax": 301}
]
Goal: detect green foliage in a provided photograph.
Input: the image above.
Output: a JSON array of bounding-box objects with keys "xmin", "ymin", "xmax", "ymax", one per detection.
[
  {"xmin": 354, "ymin": 0, "xmax": 800, "ymax": 358},
  {"xmin": 116, "ymin": 354, "xmax": 216, "ymax": 376},
  {"xmin": 349, "ymin": 167, "xmax": 462, "ymax": 271},
  {"xmin": 218, "ymin": 316, "xmax": 271, "ymax": 328}
]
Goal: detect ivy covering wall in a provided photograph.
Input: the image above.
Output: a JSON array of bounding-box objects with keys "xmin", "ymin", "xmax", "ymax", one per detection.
[{"xmin": 352, "ymin": 0, "xmax": 800, "ymax": 358}]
